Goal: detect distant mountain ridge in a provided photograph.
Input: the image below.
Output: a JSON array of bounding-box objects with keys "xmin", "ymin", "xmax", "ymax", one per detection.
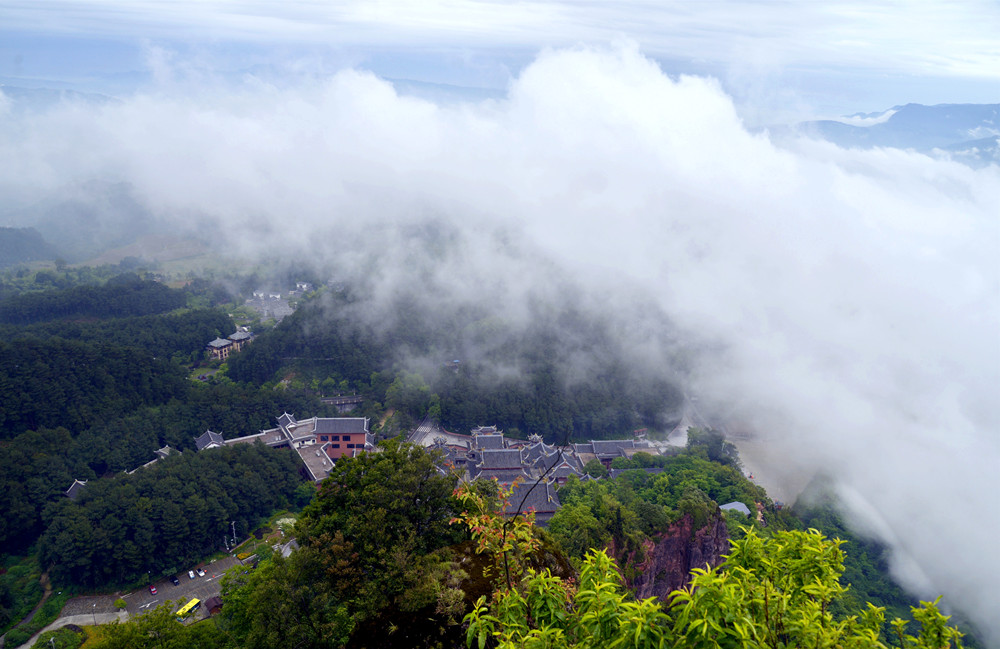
[
  {"xmin": 796, "ymin": 103, "xmax": 1000, "ymax": 166},
  {"xmin": 0, "ymin": 85, "xmax": 116, "ymax": 112},
  {"xmin": 0, "ymin": 227, "xmax": 62, "ymax": 268}
]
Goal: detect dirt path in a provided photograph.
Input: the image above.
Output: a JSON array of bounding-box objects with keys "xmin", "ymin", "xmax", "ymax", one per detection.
[
  {"xmin": 15, "ymin": 572, "xmax": 52, "ymax": 628},
  {"xmin": 0, "ymin": 573, "xmax": 52, "ymax": 648}
]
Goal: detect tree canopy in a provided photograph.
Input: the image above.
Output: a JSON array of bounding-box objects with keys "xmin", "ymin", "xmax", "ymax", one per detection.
[
  {"xmin": 38, "ymin": 443, "xmax": 301, "ymax": 587},
  {"xmin": 461, "ymin": 500, "xmax": 966, "ymax": 649},
  {"xmin": 221, "ymin": 441, "xmax": 466, "ymax": 648}
]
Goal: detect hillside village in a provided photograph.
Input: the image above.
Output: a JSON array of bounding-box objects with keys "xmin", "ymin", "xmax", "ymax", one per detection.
[
  {"xmin": 66, "ymin": 410, "xmax": 680, "ymax": 526},
  {"xmin": 178, "ymin": 416, "xmax": 680, "ymax": 526}
]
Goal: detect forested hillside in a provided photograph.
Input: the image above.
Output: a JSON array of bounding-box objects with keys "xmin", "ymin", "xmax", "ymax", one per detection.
[
  {"xmin": 0, "ymin": 273, "xmax": 186, "ymax": 324},
  {"xmin": 0, "ymin": 308, "xmax": 234, "ymax": 360},
  {"xmin": 0, "ymin": 227, "xmax": 61, "ymax": 268},
  {"xmin": 0, "ymin": 273, "xmax": 329, "ymax": 559},
  {"xmin": 0, "ymin": 271, "xmax": 978, "ymax": 648},
  {"xmin": 221, "ymin": 441, "xmax": 469, "ymax": 649},
  {"xmin": 39, "ymin": 444, "xmax": 302, "ymax": 587},
  {"xmin": 0, "ymin": 384, "xmax": 330, "ymax": 554},
  {"xmin": 228, "ymin": 289, "xmax": 684, "ymax": 441},
  {"xmin": 77, "ymin": 441, "xmax": 972, "ymax": 649},
  {"xmin": 0, "ymin": 338, "xmax": 189, "ymax": 437}
]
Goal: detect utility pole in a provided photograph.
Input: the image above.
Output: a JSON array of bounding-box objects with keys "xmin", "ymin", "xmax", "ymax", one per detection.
[
  {"xmin": 231, "ymin": 520, "xmax": 237, "ymax": 547},
  {"xmin": 92, "ymin": 602, "xmax": 97, "ymax": 626}
]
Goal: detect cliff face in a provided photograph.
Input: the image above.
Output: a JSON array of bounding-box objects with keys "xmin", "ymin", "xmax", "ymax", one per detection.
[{"xmin": 611, "ymin": 512, "xmax": 729, "ymax": 601}]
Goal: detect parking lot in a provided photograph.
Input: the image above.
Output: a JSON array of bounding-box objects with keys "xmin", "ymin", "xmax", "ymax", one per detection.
[{"xmin": 121, "ymin": 556, "xmax": 241, "ymax": 619}]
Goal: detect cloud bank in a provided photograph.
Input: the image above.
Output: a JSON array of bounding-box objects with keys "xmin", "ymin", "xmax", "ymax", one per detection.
[{"xmin": 2, "ymin": 44, "xmax": 998, "ymax": 641}]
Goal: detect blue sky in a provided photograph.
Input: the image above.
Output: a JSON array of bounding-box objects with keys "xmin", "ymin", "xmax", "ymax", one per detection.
[{"xmin": 1, "ymin": 0, "xmax": 997, "ymax": 118}]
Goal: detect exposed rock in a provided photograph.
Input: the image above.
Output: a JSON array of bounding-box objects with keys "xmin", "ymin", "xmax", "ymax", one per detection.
[{"xmin": 611, "ymin": 511, "xmax": 729, "ymax": 601}]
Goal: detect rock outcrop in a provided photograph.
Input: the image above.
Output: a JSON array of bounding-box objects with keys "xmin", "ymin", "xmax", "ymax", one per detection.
[{"xmin": 611, "ymin": 511, "xmax": 730, "ymax": 602}]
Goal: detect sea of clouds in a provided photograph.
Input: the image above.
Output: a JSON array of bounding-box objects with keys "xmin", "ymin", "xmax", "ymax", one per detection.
[{"xmin": 2, "ymin": 43, "xmax": 998, "ymax": 642}]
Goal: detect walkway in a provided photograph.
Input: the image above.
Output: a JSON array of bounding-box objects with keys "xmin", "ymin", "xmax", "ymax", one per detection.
[{"xmin": 9, "ymin": 556, "xmax": 240, "ymax": 649}]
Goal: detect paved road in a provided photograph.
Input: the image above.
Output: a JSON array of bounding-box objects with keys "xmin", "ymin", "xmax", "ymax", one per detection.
[
  {"xmin": 407, "ymin": 417, "xmax": 474, "ymax": 448},
  {"xmin": 10, "ymin": 556, "xmax": 242, "ymax": 649},
  {"xmin": 121, "ymin": 556, "xmax": 239, "ymax": 617},
  {"xmin": 9, "ymin": 612, "xmax": 128, "ymax": 649},
  {"xmin": 406, "ymin": 416, "xmax": 438, "ymax": 446}
]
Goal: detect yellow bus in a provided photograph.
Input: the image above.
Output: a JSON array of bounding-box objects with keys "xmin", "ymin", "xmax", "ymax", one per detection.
[{"xmin": 176, "ymin": 598, "xmax": 201, "ymax": 621}]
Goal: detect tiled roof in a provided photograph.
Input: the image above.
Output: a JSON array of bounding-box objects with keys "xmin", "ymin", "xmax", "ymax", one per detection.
[
  {"xmin": 207, "ymin": 337, "xmax": 232, "ymax": 348},
  {"xmin": 314, "ymin": 418, "xmax": 369, "ymax": 435},
  {"xmin": 276, "ymin": 412, "xmax": 298, "ymax": 428},
  {"xmin": 298, "ymin": 444, "xmax": 334, "ymax": 481},
  {"xmin": 720, "ymin": 501, "xmax": 752, "ymax": 516},
  {"xmin": 64, "ymin": 479, "xmax": 88, "ymax": 500},
  {"xmin": 429, "ymin": 443, "xmax": 469, "ymax": 468},
  {"xmin": 550, "ymin": 462, "xmax": 583, "ymax": 480},
  {"xmin": 479, "ymin": 448, "xmax": 523, "ymax": 469},
  {"xmin": 591, "ymin": 440, "xmax": 635, "ymax": 457},
  {"xmin": 229, "ymin": 331, "xmax": 252, "ymax": 341},
  {"xmin": 505, "ymin": 480, "xmax": 561, "ymax": 516},
  {"xmin": 472, "ymin": 434, "xmax": 505, "ymax": 450},
  {"xmin": 533, "ymin": 450, "xmax": 576, "ymax": 473},
  {"xmin": 194, "ymin": 430, "xmax": 225, "ymax": 450},
  {"xmin": 521, "ymin": 440, "xmax": 557, "ymax": 464},
  {"xmin": 471, "ymin": 467, "xmax": 531, "ymax": 484},
  {"xmin": 154, "ymin": 445, "xmax": 178, "ymax": 459}
]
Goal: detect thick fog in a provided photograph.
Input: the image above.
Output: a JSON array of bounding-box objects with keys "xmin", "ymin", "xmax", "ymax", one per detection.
[{"xmin": 2, "ymin": 44, "xmax": 998, "ymax": 640}]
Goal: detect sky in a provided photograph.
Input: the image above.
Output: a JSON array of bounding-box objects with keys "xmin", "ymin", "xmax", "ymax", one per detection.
[
  {"xmin": 1, "ymin": 0, "xmax": 999, "ymax": 118},
  {"xmin": 1, "ymin": 1, "xmax": 999, "ymax": 644}
]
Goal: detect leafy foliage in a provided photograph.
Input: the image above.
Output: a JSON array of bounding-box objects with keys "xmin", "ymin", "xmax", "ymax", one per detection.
[
  {"xmin": 451, "ymin": 480, "xmax": 541, "ymax": 590},
  {"xmin": 222, "ymin": 441, "xmax": 466, "ymax": 648},
  {"xmin": 0, "ymin": 338, "xmax": 189, "ymax": 439},
  {"xmin": 37, "ymin": 444, "xmax": 301, "ymax": 587},
  {"xmin": 26, "ymin": 625, "xmax": 85, "ymax": 649},
  {"xmin": 0, "ymin": 274, "xmax": 186, "ymax": 325},
  {"xmin": 461, "ymin": 499, "xmax": 967, "ymax": 649},
  {"xmin": 549, "ymin": 448, "xmax": 769, "ymax": 565},
  {"xmin": 0, "ymin": 384, "xmax": 326, "ymax": 554},
  {"xmin": 0, "ymin": 554, "xmax": 44, "ymax": 635},
  {"xmin": 226, "ymin": 290, "xmax": 684, "ymax": 441},
  {"xmin": 90, "ymin": 600, "xmax": 225, "ymax": 649},
  {"xmin": 0, "ymin": 307, "xmax": 234, "ymax": 360}
]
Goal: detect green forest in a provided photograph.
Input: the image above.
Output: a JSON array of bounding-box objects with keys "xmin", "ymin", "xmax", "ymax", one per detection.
[
  {"xmin": 228, "ymin": 289, "xmax": 684, "ymax": 441},
  {"xmin": 39, "ymin": 444, "xmax": 302, "ymax": 587},
  {"xmin": 70, "ymin": 442, "xmax": 970, "ymax": 649},
  {"xmin": 0, "ymin": 269, "xmax": 977, "ymax": 648}
]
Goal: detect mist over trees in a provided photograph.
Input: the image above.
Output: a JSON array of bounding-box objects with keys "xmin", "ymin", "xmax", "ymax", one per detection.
[
  {"xmin": 0, "ymin": 274, "xmax": 186, "ymax": 324},
  {"xmin": 228, "ymin": 287, "xmax": 684, "ymax": 442},
  {"xmin": 0, "ymin": 39, "xmax": 996, "ymax": 637},
  {"xmin": 0, "ymin": 274, "xmax": 329, "ymax": 556},
  {"xmin": 0, "ymin": 268, "xmax": 979, "ymax": 644}
]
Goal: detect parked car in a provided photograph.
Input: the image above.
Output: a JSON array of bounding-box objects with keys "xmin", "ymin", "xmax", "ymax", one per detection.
[
  {"xmin": 196, "ymin": 568, "xmax": 206, "ymax": 577},
  {"xmin": 170, "ymin": 575, "xmax": 180, "ymax": 586},
  {"xmin": 149, "ymin": 585, "xmax": 157, "ymax": 595},
  {"xmin": 188, "ymin": 570, "xmax": 195, "ymax": 579}
]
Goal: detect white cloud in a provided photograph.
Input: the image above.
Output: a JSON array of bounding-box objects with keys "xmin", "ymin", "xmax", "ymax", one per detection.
[
  {"xmin": 3, "ymin": 1, "xmax": 998, "ymax": 81},
  {"xmin": 2, "ymin": 44, "xmax": 999, "ymax": 641}
]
